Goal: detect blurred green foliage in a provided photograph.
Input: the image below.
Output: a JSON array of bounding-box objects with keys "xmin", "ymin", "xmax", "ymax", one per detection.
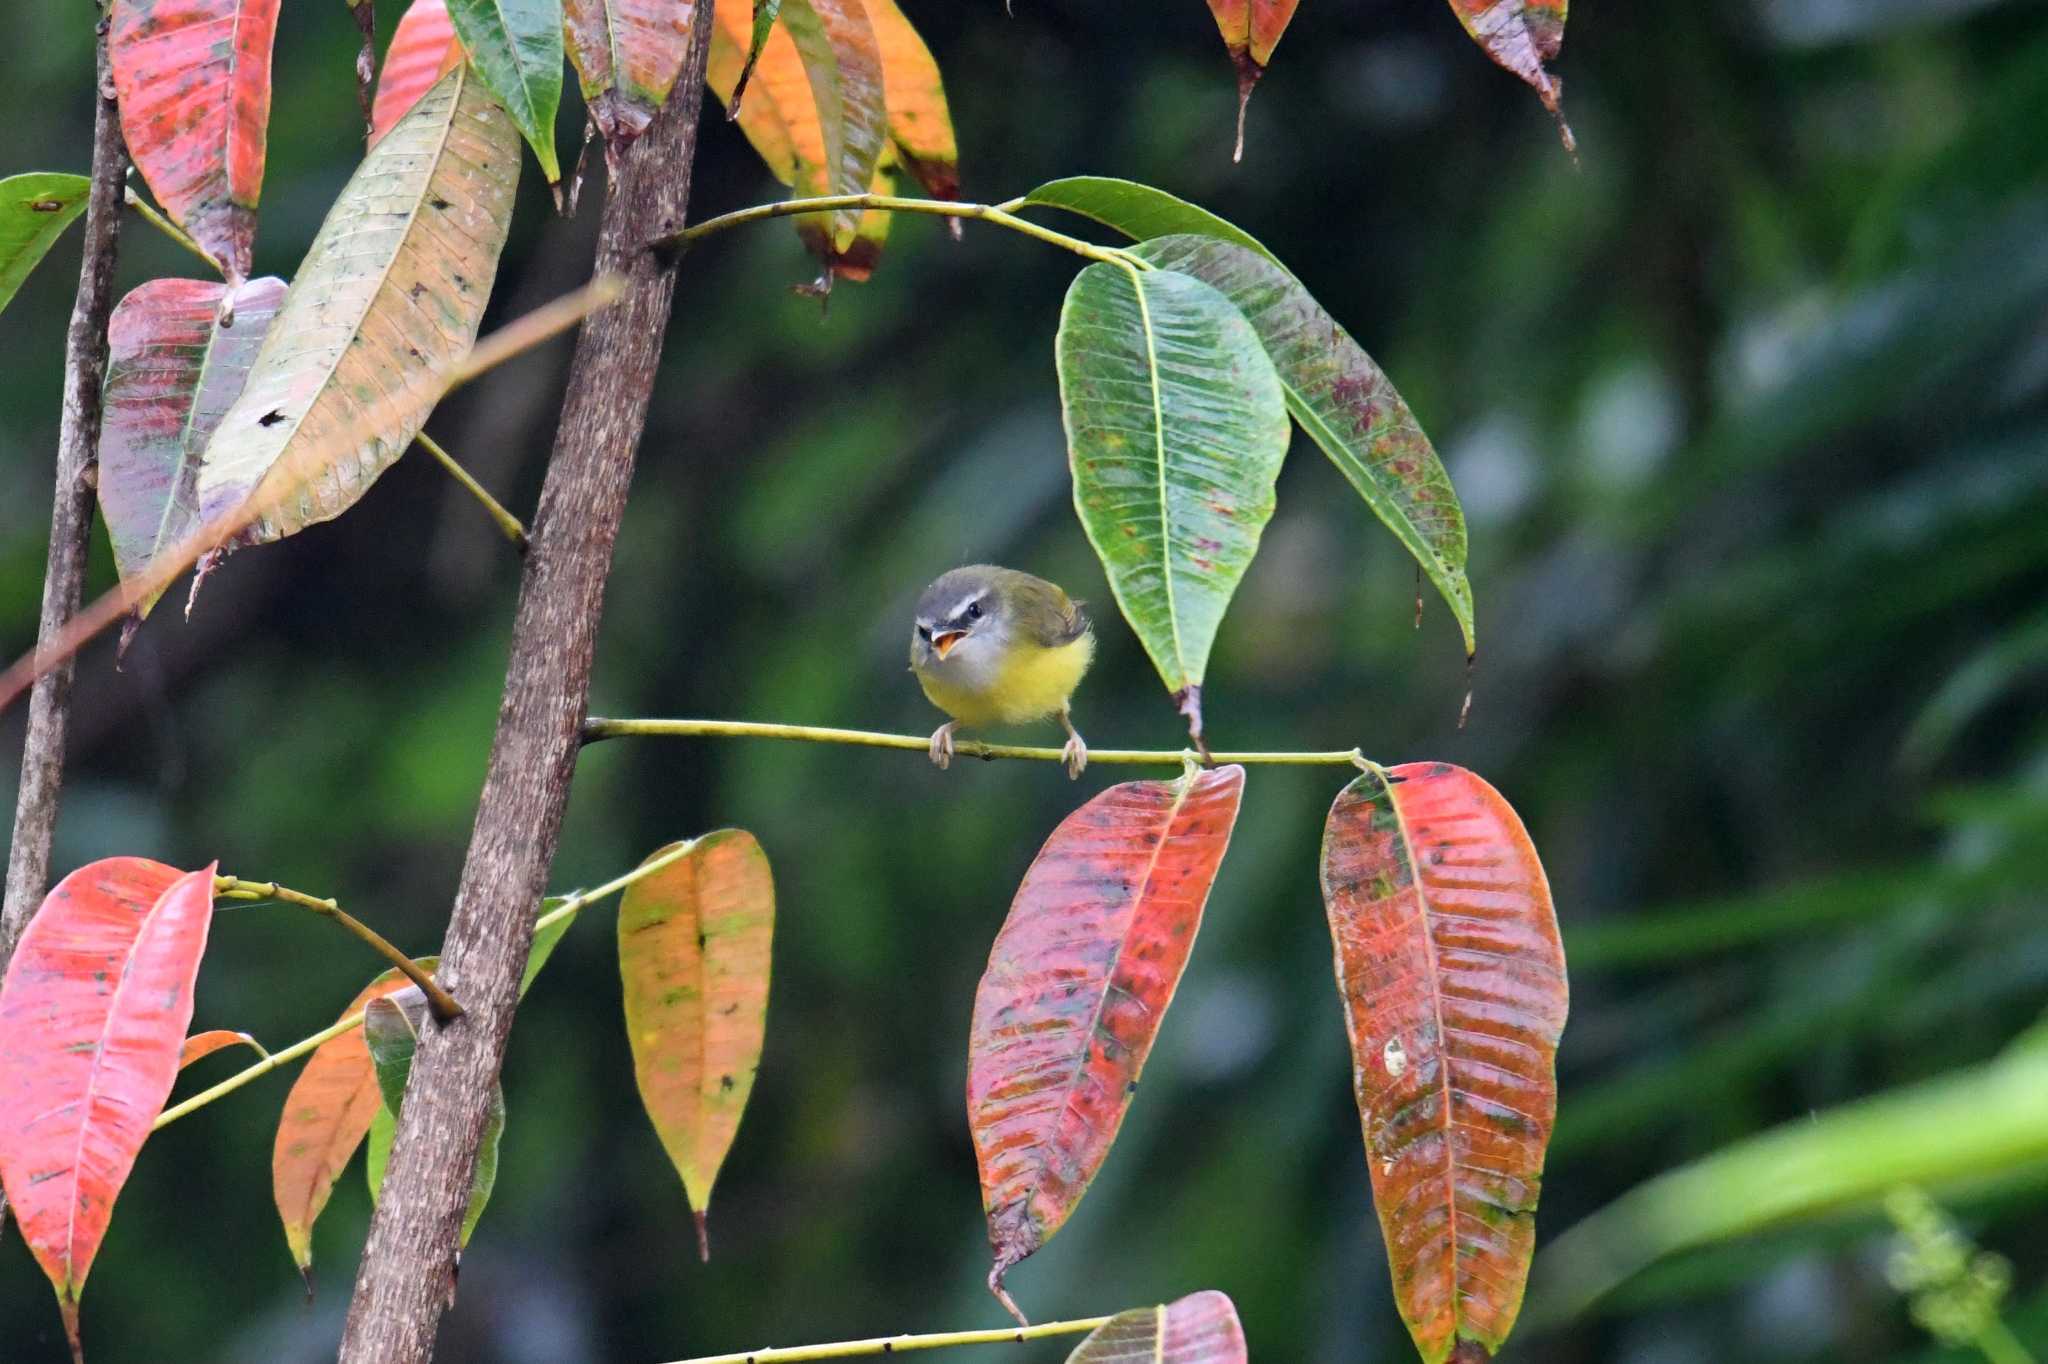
[{"xmin": 5, "ymin": 1, "xmax": 2048, "ymax": 1361}]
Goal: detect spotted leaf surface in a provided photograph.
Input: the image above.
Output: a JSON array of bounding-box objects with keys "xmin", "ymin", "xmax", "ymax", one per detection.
[
  {"xmin": 194, "ymin": 64, "xmax": 518, "ymax": 553},
  {"xmin": 372, "ymin": 0, "xmax": 466, "ymax": 144},
  {"xmin": 361, "ymin": 990, "xmax": 502, "ymax": 1245},
  {"xmin": 109, "ymin": 0, "xmax": 281, "ymax": 282},
  {"xmin": 99, "ymin": 276, "xmax": 285, "ymax": 625},
  {"xmin": 0, "ymin": 860, "xmax": 217, "ymax": 1340},
  {"xmin": 1446, "ymin": 0, "xmax": 1571, "ymax": 146},
  {"xmin": 1056, "ymin": 262, "xmax": 1288, "ymax": 735},
  {"xmin": 270, "ymin": 959, "xmax": 436, "ymax": 1277},
  {"xmin": 968, "ymin": 767, "xmax": 1244, "ymax": 1315},
  {"xmin": 619, "ymin": 832, "xmax": 774, "ymax": 1258},
  {"xmin": 446, "ymin": 0, "xmax": 563, "ymax": 179},
  {"xmin": 1321, "ymin": 763, "xmax": 1568, "ymax": 1364},
  {"xmin": 0, "ymin": 173, "xmax": 90, "ymax": 317},
  {"xmin": 1067, "ymin": 1291, "xmax": 1248, "ymax": 1363},
  {"xmin": 1134, "ymin": 235, "xmax": 1471, "ymax": 656},
  {"xmin": 563, "ymin": 0, "xmax": 700, "ymax": 144}
]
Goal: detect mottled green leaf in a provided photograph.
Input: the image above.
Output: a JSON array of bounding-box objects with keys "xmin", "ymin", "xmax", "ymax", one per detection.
[
  {"xmin": 1024, "ymin": 177, "xmax": 1274, "ymax": 263},
  {"xmin": 446, "ymin": 0, "xmax": 564, "ymax": 180},
  {"xmin": 362, "ymin": 991, "xmax": 501, "ymax": 1246},
  {"xmin": 0, "ymin": 173, "xmax": 89, "ymax": 317}
]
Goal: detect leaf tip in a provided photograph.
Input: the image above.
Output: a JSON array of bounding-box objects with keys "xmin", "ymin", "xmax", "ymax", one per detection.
[
  {"xmin": 987, "ymin": 1264, "xmax": 1029, "ymax": 1327},
  {"xmin": 693, "ymin": 1209, "xmax": 711, "ymax": 1263},
  {"xmin": 59, "ymin": 1292, "xmax": 84, "ymax": 1364},
  {"xmin": 1229, "ymin": 49, "xmax": 1262, "ymax": 164},
  {"xmin": 297, "ymin": 1261, "xmax": 316, "ymax": 1304}
]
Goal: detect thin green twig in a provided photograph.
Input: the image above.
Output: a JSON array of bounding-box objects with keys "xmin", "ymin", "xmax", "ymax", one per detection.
[
  {"xmin": 414, "ymin": 432, "xmax": 529, "ymax": 550},
  {"xmin": 651, "ymin": 1316, "xmax": 1113, "ymax": 1363},
  {"xmin": 669, "ymin": 193, "xmax": 1143, "ymax": 270},
  {"xmin": 124, "ymin": 186, "xmax": 221, "ymax": 273},
  {"xmin": 214, "ymin": 875, "xmax": 462, "ymax": 1020}
]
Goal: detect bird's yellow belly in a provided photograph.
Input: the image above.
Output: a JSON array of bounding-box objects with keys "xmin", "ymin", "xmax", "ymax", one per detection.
[{"xmin": 918, "ymin": 634, "xmax": 1094, "ymax": 729}]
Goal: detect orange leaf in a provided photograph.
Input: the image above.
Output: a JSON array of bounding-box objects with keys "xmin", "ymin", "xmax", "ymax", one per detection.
[
  {"xmin": 619, "ymin": 832, "xmax": 774, "ymax": 1261},
  {"xmin": 269, "ymin": 959, "xmax": 436, "ymax": 1280},
  {"xmin": 371, "ymin": 0, "xmax": 466, "ymax": 145},
  {"xmin": 564, "ymin": 0, "xmax": 701, "ymax": 144},
  {"xmin": 1321, "ymin": 763, "xmax": 1568, "ymax": 1364},
  {"xmin": 1444, "ymin": 0, "xmax": 1573, "ymax": 151},
  {"xmin": 967, "ymin": 766, "xmax": 1244, "ymax": 1323},
  {"xmin": 1203, "ymin": 0, "xmax": 1299, "ymax": 160},
  {"xmin": 178, "ymin": 1029, "xmax": 262, "ymax": 1068}
]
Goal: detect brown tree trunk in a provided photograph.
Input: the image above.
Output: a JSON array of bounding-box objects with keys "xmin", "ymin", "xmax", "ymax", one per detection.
[
  {"xmin": 2, "ymin": 15, "xmax": 128, "ymax": 964},
  {"xmin": 336, "ymin": 8, "xmax": 714, "ymax": 1361}
]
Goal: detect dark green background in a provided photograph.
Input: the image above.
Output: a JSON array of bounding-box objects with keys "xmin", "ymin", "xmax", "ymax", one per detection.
[{"xmin": 5, "ymin": 0, "xmax": 2048, "ymax": 1360}]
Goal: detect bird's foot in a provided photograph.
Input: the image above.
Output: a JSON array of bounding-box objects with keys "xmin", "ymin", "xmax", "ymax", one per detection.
[
  {"xmin": 1060, "ymin": 730, "xmax": 1088, "ymax": 779},
  {"xmin": 929, "ymin": 721, "xmax": 957, "ymax": 770}
]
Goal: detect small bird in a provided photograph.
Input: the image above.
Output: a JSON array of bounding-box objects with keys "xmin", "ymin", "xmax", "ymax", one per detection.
[{"xmin": 909, "ymin": 565, "xmax": 1095, "ymax": 778}]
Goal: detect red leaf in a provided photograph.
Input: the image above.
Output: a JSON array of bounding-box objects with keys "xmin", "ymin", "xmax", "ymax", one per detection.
[
  {"xmin": 371, "ymin": 0, "xmax": 466, "ymax": 145},
  {"xmin": 564, "ymin": 0, "xmax": 702, "ymax": 145},
  {"xmin": 1321, "ymin": 763, "xmax": 1568, "ymax": 1364},
  {"xmin": 0, "ymin": 859, "xmax": 218, "ymax": 1348},
  {"xmin": 1066, "ymin": 1290, "xmax": 1248, "ymax": 1362},
  {"xmin": 109, "ymin": 0, "xmax": 283, "ymax": 282},
  {"xmin": 967, "ymin": 766, "xmax": 1245, "ymax": 1321},
  {"xmin": 1444, "ymin": 0, "xmax": 1574, "ymax": 151},
  {"xmin": 178, "ymin": 1029, "xmax": 261, "ymax": 1069}
]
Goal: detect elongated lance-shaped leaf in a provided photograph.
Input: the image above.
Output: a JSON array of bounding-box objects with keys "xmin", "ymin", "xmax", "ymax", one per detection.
[
  {"xmin": 99, "ymin": 277, "xmax": 285, "ymax": 633},
  {"xmin": 1133, "ymin": 236, "xmax": 1472, "ymax": 656},
  {"xmin": 194, "ymin": 64, "xmax": 519, "ymax": 558},
  {"xmin": 1445, "ymin": 0, "xmax": 1572, "ymax": 149},
  {"xmin": 1057, "ymin": 262, "xmax": 1288, "ymax": 743},
  {"xmin": 862, "ymin": 0, "xmax": 957, "ymax": 201},
  {"xmin": 0, "ymin": 173, "xmax": 90, "ymax": 317},
  {"xmin": 0, "ymin": 860, "xmax": 218, "ymax": 1350},
  {"xmin": 372, "ymin": 0, "xmax": 466, "ymax": 145},
  {"xmin": 968, "ymin": 767, "xmax": 1245, "ymax": 1321},
  {"xmin": 732, "ymin": 0, "xmax": 783, "ymax": 108},
  {"xmin": 446, "ymin": 0, "xmax": 563, "ymax": 179},
  {"xmin": 109, "ymin": 0, "xmax": 282, "ymax": 283},
  {"xmin": 1203, "ymin": 0, "xmax": 1299, "ymax": 159},
  {"xmin": 619, "ymin": 832, "xmax": 775, "ymax": 1260},
  {"xmin": 1322, "ymin": 763, "xmax": 1568, "ymax": 1364},
  {"xmin": 270, "ymin": 958, "xmax": 437, "ymax": 1279},
  {"xmin": 361, "ymin": 991, "xmax": 502, "ymax": 1245},
  {"xmin": 179, "ymin": 1029, "xmax": 263, "ymax": 1069},
  {"xmin": 774, "ymin": 0, "xmax": 885, "ymax": 252},
  {"xmin": 1027, "ymin": 178, "xmax": 1475, "ymax": 657},
  {"xmin": 1067, "ymin": 1291, "xmax": 1248, "ymax": 1363},
  {"xmin": 563, "ymin": 0, "xmax": 700, "ymax": 144}
]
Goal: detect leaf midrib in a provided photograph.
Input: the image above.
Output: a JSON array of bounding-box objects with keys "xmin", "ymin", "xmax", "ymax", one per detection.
[{"xmin": 1127, "ymin": 266, "xmax": 1190, "ymax": 684}]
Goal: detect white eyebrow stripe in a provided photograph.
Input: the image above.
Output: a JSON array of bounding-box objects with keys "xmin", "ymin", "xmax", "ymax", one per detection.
[{"xmin": 945, "ymin": 593, "xmax": 983, "ymax": 622}]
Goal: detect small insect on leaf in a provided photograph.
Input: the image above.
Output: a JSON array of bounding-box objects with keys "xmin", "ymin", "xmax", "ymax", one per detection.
[
  {"xmin": 618, "ymin": 832, "xmax": 775, "ymax": 1262},
  {"xmin": 1065, "ymin": 1290, "xmax": 1248, "ymax": 1363},
  {"xmin": 1322, "ymin": 763, "xmax": 1568, "ymax": 1364},
  {"xmin": 968, "ymin": 767, "xmax": 1245, "ymax": 1323},
  {"xmin": 0, "ymin": 173, "xmax": 91, "ymax": 318},
  {"xmin": 0, "ymin": 859, "xmax": 219, "ymax": 1357}
]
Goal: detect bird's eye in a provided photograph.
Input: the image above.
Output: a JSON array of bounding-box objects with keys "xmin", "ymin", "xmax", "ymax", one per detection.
[{"xmin": 967, "ymin": 600, "xmax": 982, "ymax": 620}]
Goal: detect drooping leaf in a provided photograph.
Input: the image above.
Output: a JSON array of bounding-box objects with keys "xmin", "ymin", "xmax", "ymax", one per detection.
[
  {"xmin": 968, "ymin": 767, "xmax": 1245, "ymax": 1319},
  {"xmin": 619, "ymin": 831, "xmax": 774, "ymax": 1260},
  {"xmin": 1066, "ymin": 1291, "xmax": 1249, "ymax": 1363},
  {"xmin": 360, "ymin": 990, "xmax": 502, "ymax": 1245},
  {"xmin": 1056, "ymin": 262, "xmax": 1289, "ymax": 743},
  {"xmin": 1203, "ymin": 0, "xmax": 1300, "ymax": 160},
  {"xmin": 731, "ymin": 0, "xmax": 782, "ymax": 109},
  {"xmin": 1026, "ymin": 179, "xmax": 1476, "ymax": 656},
  {"xmin": 99, "ymin": 276, "xmax": 286, "ymax": 631},
  {"xmin": 108, "ymin": 0, "xmax": 282, "ymax": 282},
  {"xmin": 194, "ymin": 64, "xmax": 519, "ymax": 559},
  {"xmin": 862, "ymin": 0, "xmax": 956, "ymax": 201},
  {"xmin": 1321, "ymin": 763, "xmax": 1568, "ymax": 1364},
  {"xmin": 1132, "ymin": 236, "xmax": 1472, "ymax": 656},
  {"xmin": 1444, "ymin": 0, "xmax": 1572, "ymax": 149},
  {"xmin": 179, "ymin": 1029, "xmax": 263, "ymax": 1068},
  {"xmin": 563, "ymin": 0, "xmax": 699, "ymax": 144},
  {"xmin": 520, "ymin": 895, "xmax": 574, "ymax": 994},
  {"xmin": 794, "ymin": 145, "xmax": 899, "ymax": 283},
  {"xmin": 270, "ymin": 958, "xmax": 437, "ymax": 1278},
  {"xmin": 445, "ymin": 0, "xmax": 563, "ymax": 180},
  {"xmin": 0, "ymin": 860, "xmax": 218, "ymax": 1349},
  {"xmin": 0, "ymin": 173, "xmax": 90, "ymax": 317},
  {"xmin": 371, "ymin": 0, "xmax": 466, "ymax": 145}
]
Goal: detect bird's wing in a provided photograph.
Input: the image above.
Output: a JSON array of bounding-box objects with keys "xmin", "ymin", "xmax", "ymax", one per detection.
[{"xmin": 1010, "ymin": 574, "xmax": 1091, "ymax": 647}]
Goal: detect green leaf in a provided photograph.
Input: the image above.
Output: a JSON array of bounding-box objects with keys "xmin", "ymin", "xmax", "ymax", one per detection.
[
  {"xmin": 732, "ymin": 0, "xmax": 784, "ymax": 109},
  {"xmin": 1056, "ymin": 261, "xmax": 1289, "ymax": 736},
  {"xmin": 520, "ymin": 895, "xmax": 573, "ymax": 995},
  {"xmin": 1134, "ymin": 235, "xmax": 1473, "ymax": 655},
  {"xmin": 0, "ymin": 173, "xmax": 89, "ymax": 317},
  {"xmin": 1024, "ymin": 177, "xmax": 1274, "ymax": 263},
  {"xmin": 778, "ymin": 0, "xmax": 886, "ymax": 251},
  {"xmin": 361, "ymin": 991, "xmax": 502, "ymax": 1247},
  {"xmin": 446, "ymin": 0, "xmax": 563, "ymax": 180}
]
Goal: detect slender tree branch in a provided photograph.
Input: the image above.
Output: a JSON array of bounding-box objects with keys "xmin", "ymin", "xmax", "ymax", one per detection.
[
  {"xmin": 124, "ymin": 186, "xmax": 221, "ymax": 272},
  {"xmin": 414, "ymin": 432, "xmax": 529, "ymax": 551},
  {"xmin": 581, "ymin": 717, "xmax": 1369, "ymax": 768},
  {"xmin": 654, "ymin": 1316, "xmax": 1114, "ymax": 1363},
  {"xmin": 670, "ymin": 194, "xmax": 1141, "ymax": 269},
  {"xmin": 212, "ymin": 876, "xmax": 462, "ymax": 1019}
]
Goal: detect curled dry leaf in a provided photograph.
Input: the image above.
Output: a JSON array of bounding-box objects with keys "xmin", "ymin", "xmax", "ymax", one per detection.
[
  {"xmin": 619, "ymin": 832, "xmax": 775, "ymax": 1261},
  {"xmin": 0, "ymin": 173, "xmax": 91, "ymax": 317},
  {"xmin": 564, "ymin": 0, "xmax": 701, "ymax": 144},
  {"xmin": 371, "ymin": 0, "xmax": 466, "ymax": 145},
  {"xmin": 0, "ymin": 859, "xmax": 219, "ymax": 1355},
  {"xmin": 968, "ymin": 767, "xmax": 1245, "ymax": 1322},
  {"xmin": 1445, "ymin": 0, "xmax": 1573, "ymax": 151},
  {"xmin": 1322, "ymin": 763, "xmax": 1568, "ymax": 1364},
  {"xmin": 1066, "ymin": 1290, "xmax": 1248, "ymax": 1363},
  {"xmin": 109, "ymin": 0, "xmax": 282, "ymax": 282}
]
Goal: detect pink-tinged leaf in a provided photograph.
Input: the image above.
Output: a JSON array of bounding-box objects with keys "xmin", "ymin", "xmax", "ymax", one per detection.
[
  {"xmin": 0, "ymin": 860, "xmax": 219, "ymax": 1354},
  {"xmin": 1444, "ymin": 0, "xmax": 1574, "ymax": 152},
  {"xmin": 109, "ymin": 0, "xmax": 283, "ymax": 282},
  {"xmin": 1202, "ymin": 0, "xmax": 1300, "ymax": 160},
  {"xmin": 1066, "ymin": 1291, "xmax": 1248, "ymax": 1363},
  {"xmin": 619, "ymin": 832, "xmax": 775, "ymax": 1261},
  {"xmin": 1322, "ymin": 763, "xmax": 1568, "ymax": 1364},
  {"xmin": 371, "ymin": 0, "xmax": 465, "ymax": 145},
  {"xmin": 178, "ymin": 1029, "xmax": 262, "ymax": 1069},
  {"xmin": 563, "ymin": 0, "xmax": 701, "ymax": 145},
  {"xmin": 98, "ymin": 276, "xmax": 285, "ymax": 635},
  {"xmin": 270, "ymin": 959, "xmax": 436, "ymax": 1279},
  {"xmin": 968, "ymin": 766, "xmax": 1245, "ymax": 1321}
]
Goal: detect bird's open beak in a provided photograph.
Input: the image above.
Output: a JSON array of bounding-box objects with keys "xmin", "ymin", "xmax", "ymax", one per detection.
[{"xmin": 931, "ymin": 629, "xmax": 966, "ymax": 660}]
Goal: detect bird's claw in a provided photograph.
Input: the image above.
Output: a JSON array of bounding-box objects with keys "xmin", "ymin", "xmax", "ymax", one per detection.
[
  {"xmin": 929, "ymin": 722, "xmax": 956, "ymax": 770},
  {"xmin": 1061, "ymin": 732, "xmax": 1088, "ymax": 779}
]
